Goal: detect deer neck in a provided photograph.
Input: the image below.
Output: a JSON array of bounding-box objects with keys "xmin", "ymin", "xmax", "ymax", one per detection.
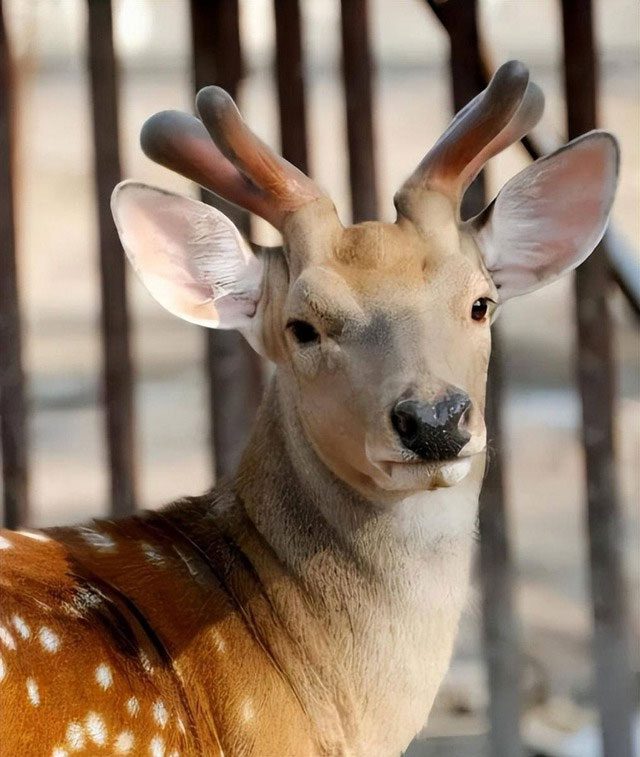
[{"xmin": 234, "ymin": 375, "xmax": 483, "ymax": 754}]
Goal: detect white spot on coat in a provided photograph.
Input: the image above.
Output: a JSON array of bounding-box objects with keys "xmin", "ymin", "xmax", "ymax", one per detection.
[
  {"xmin": 85, "ymin": 712, "xmax": 107, "ymax": 746},
  {"xmin": 52, "ymin": 748, "xmax": 69, "ymax": 757},
  {"xmin": 64, "ymin": 586, "xmax": 103, "ymax": 618},
  {"xmin": 210, "ymin": 628, "xmax": 226, "ymax": 653},
  {"xmin": 0, "ymin": 535, "xmax": 12, "ymax": 550},
  {"xmin": 114, "ymin": 730, "xmax": 134, "ymax": 754},
  {"xmin": 78, "ymin": 526, "xmax": 116, "ymax": 552},
  {"xmin": 0, "ymin": 625, "xmax": 16, "ymax": 650},
  {"xmin": 11, "ymin": 615, "xmax": 30, "ymax": 639},
  {"xmin": 152, "ymin": 700, "xmax": 168, "ymax": 728},
  {"xmin": 126, "ymin": 696, "xmax": 140, "ymax": 717},
  {"xmin": 95, "ymin": 663, "xmax": 113, "ymax": 690},
  {"xmin": 39, "ymin": 627, "xmax": 60, "ymax": 652},
  {"xmin": 18, "ymin": 530, "xmax": 51, "ymax": 542},
  {"xmin": 141, "ymin": 542, "xmax": 165, "ymax": 566},
  {"xmin": 241, "ymin": 698, "xmax": 255, "ymax": 722},
  {"xmin": 150, "ymin": 736, "xmax": 165, "ymax": 757},
  {"xmin": 0, "ymin": 654, "xmax": 5, "ymax": 681},
  {"xmin": 26, "ymin": 677, "xmax": 40, "ymax": 705},
  {"xmin": 139, "ymin": 649, "xmax": 153, "ymax": 674},
  {"xmin": 173, "ymin": 545, "xmax": 200, "ymax": 580},
  {"xmin": 66, "ymin": 721, "xmax": 85, "ymax": 750}
]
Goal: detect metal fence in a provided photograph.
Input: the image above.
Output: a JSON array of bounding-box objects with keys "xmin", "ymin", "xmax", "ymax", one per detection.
[{"xmin": 0, "ymin": 1, "xmax": 636, "ymax": 754}]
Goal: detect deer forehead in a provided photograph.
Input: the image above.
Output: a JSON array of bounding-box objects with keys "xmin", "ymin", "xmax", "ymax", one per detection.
[{"xmin": 286, "ymin": 218, "xmax": 490, "ymax": 320}]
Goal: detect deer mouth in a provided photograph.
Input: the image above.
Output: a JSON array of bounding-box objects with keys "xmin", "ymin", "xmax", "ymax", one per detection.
[
  {"xmin": 365, "ymin": 429, "xmax": 486, "ymax": 491},
  {"xmin": 369, "ymin": 454, "xmax": 478, "ymax": 491}
]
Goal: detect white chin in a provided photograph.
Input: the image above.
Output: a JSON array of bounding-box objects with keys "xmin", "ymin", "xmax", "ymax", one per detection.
[
  {"xmin": 370, "ymin": 455, "xmax": 474, "ymax": 492},
  {"xmin": 432, "ymin": 457, "xmax": 473, "ymax": 488}
]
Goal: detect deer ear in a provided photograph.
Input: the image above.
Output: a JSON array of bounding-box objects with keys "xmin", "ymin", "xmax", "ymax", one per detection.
[
  {"xmin": 111, "ymin": 181, "xmax": 265, "ymax": 353},
  {"xmin": 472, "ymin": 131, "xmax": 619, "ymax": 301}
]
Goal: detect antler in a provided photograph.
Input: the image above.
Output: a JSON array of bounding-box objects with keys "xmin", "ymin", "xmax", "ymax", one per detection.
[
  {"xmin": 395, "ymin": 60, "xmax": 544, "ymax": 222},
  {"xmin": 140, "ymin": 87, "xmax": 325, "ymax": 231}
]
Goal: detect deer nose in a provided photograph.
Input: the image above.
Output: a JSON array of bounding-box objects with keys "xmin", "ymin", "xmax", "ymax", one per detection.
[{"xmin": 390, "ymin": 392, "xmax": 471, "ymax": 461}]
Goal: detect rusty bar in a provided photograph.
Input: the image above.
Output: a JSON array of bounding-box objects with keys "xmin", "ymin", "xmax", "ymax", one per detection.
[
  {"xmin": 426, "ymin": 1, "xmax": 524, "ymax": 753},
  {"xmin": 477, "ymin": 334, "xmax": 523, "ymax": 757},
  {"xmin": 86, "ymin": 0, "xmax": 137, "ymax": 516},
  {"xmin": 0, "ymin": 2, "xmax": 29, "ymax": 528},
  {"xmin": 426, "ymin": 0, "xmax": 486, "ymax": 220},
  {"xmin": 339, "ymin": 0, "xmax": 378, "ymax": 222},
  {"xmin": 189, "ymin": 0, "xmax": 262, "ymax": 479},
  {"xmin": 274, "ymin": 0, "xmax": 309, "ymax": 173},
  {"xmin": 560, "ymin": 3, "xmax": 634, "ymax": 754}
]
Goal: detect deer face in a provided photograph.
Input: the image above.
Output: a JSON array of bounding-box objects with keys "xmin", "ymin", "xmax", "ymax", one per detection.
[
  {"xmin": 112, "ymin": 61, "xmax": 618, "ymax": 499},
  {"xmin": 259, "ymin": 205, "xmax": 493, "ymax": 496}
]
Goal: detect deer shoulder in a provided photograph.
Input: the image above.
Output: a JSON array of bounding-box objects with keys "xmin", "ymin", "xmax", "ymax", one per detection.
[{"xmin": 0, "ymin": 492, "xmax": 317, "ymax": 756}]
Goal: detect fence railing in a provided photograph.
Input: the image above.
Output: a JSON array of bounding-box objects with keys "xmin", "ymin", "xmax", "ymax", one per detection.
[
  {"xmin": 0, "ymin": 0, "xmax": 26, "ymax": 530},
  {"xmin": 0, "ymin": 1, "xmax": 636, "ymax": 754}
]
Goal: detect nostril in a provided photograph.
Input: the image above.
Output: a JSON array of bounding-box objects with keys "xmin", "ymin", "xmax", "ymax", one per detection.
[
  {"xmin": 391, "ymin": 401, "xmax": 421, "ymax": 443},
  {"xmin": 446, "ymin": 392, "xmax": 471, "ymax": 428}
]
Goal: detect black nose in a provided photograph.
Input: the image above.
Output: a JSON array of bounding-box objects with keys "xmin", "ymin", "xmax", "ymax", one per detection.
[{"xmin": 391, "ymin": 392, "xmax": 471, "ymax": 461}]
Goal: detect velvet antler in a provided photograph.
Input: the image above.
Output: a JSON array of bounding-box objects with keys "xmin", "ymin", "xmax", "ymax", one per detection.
[
  {"xmin": 140, "ymin": 87, "xmax": 325, "ymax": 231},
  {"xmin": 395, "ymin": 60, "xmax": 544, "ymax": 223}
]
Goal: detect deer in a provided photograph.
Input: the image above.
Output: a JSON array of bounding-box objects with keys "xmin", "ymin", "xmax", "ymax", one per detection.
[{"xmin": 0, "ymin": 61, "xmax": 618, "ymax": 757}]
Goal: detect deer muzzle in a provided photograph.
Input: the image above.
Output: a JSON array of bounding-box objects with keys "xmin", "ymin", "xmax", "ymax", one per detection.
[{"xmin": 390, "ymin": 392, "xmax": 471, "ymax": 462}]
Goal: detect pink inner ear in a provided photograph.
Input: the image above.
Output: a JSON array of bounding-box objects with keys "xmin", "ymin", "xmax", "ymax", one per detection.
[
  {"xmin": 113, "ymin": 182, "xmax": 264, "ymax": 331},
  {"xmin": 115, "ymin": 191, "xmax": 218, "ymax": 323},
  {"xmin": 474, "ymin": 132, "xmax": 618, "ymax": 301},
  {"xmin": 536, "ymin": 143, "xmax": 610, "ymax": 275}
]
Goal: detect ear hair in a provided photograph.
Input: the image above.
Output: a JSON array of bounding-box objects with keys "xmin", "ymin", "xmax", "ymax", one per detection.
[{"xmin": 111, "ymin": 181, "xmax": 267, "ymax": 353}]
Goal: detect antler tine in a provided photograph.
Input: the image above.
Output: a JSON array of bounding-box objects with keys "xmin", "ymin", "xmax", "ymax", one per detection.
[
  {"xmin": 396, "ymin": 60, "xmax": 544, "ymax": 221},
  {"xmin": 195, "ymin": 86, "xmax": 324, "ymax": 227},
  {"xmin": 140, "ymin": 110, "xmax": 282, "ymax": 226},
  {"xmin": 141, "ymin": 96, "xmax": 325, "ymax": 231}
]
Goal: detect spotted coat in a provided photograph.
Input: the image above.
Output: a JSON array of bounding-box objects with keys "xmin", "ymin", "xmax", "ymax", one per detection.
[{"xmin": 0, "ymin": 494, "xmax": 315, "ymax": 756}]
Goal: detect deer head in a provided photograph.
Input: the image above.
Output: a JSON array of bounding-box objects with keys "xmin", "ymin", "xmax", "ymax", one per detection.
[{"xmin": 112, "ymin": 61, "xmax": 618, "ymax": 503}]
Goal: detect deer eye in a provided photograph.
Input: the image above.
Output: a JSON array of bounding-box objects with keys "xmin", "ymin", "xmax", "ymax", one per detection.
[
  {"xmin": 287, "ymin": 319, "xmax": 320, "ymax": 345},
  {"xmin": 471, "ymin": 298, "xmax": 489, "ymax": 322}
]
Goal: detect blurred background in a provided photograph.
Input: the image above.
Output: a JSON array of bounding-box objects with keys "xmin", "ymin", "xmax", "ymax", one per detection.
[{"xmin": 1, "ymin": 0, "xmax": 638, "ymax": 754}]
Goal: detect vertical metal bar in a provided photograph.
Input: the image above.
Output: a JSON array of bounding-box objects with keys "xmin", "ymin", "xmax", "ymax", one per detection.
[
  {"xmin": 428, "ymin": 0, "xmax": 485, "ymax": 220},
  {"xmin": 477, "ymin": 336, "xmax": 524, "ymax": 757},
  {"xmin": 560, "ymin": 3, "xmax": 634, "ymax": 754},
  {"xmin": 426, "ymin": 2, "xmax": 523, "ymax": 753},
  {"xmin": 86, "ymin": 0, "xmax": 137, "ymax": 516},
  {"xmin": 274, "ymin": 0, "xmax": 308, "ymax": 173},
  {"xmin": 0, "ymin": 2, "xmax": 29, "ymax": 528},
  {"xmin": 189, "ymin": 0, "xmax": 262, "ymax": 479},
  {"xmin": 339, "ymin": 0, "xmax": 378, "ymax": 222}
]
